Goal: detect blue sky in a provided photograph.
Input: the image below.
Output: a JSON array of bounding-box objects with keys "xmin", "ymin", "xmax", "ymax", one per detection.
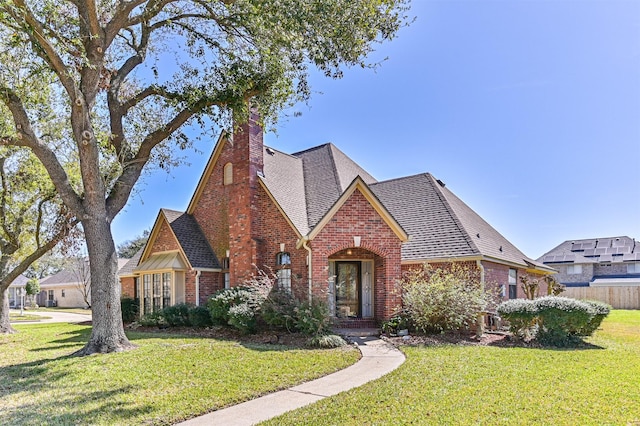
[{"xmin": 112, "ymin": 0, "xmax": 640, "ymax": 259}]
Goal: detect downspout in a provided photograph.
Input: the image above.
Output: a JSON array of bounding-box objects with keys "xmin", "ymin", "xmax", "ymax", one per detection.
[
  {"xmin": 302, "ymin": 238, "xmax": 313, "ymax": 304},
  {"xmin": 195, "ymin": 270, "xmax": 201, "ymax": 307},
  {"xmin": 476, "ymin": 260, "xmax": 485, "ymax": 338}
]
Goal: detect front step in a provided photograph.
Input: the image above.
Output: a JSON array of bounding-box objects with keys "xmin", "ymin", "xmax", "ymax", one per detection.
[{"xmin": 333, "ymin": 318, "xmax": 378, "ymax": 329}]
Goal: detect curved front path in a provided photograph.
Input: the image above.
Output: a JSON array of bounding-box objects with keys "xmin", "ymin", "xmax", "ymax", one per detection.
[{"xmin": 176, "ymin": 336, "xmax": 405, "ymax": 426}]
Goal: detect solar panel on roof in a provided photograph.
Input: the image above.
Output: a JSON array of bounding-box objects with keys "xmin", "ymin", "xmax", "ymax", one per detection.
[
  {"xmin": 595, "ymin": 248, "xmax": 607, "ymax": 255},
  {"xmin": 599, "ymin": 254, "xmax": 613, "ymax": 262},
  {"xmin": 584, "ymin": 248, "xmax": 596, "ymax": 256}
]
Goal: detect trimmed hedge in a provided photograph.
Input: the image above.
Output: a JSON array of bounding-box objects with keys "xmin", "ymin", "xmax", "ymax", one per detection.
[{"xmin": 497, "ymin": 296, "xmax": 611, "ymax": 346}]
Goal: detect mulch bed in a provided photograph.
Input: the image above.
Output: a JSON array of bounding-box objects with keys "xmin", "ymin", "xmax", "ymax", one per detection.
[
  {"xmin": 382, "ymin": 331, "xmax": 541, "ymax": 348},
  {"xmin": 127, "ymin": 323, "xmax": 311, "ymax": 347}
]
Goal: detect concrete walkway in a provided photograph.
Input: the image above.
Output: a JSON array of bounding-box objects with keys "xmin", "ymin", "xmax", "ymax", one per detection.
[
  {"xmin": 176, "ymin": 336, "xmax": 405, "ymax": 426},
  {"xmin": 9, "ymin": 309, "xmax": 91, "ymax": 324}
]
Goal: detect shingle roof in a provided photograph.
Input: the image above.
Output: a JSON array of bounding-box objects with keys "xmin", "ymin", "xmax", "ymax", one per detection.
[
  {"xmin": 371, "ymin": 173, "xmax": 549, "ymax": 269},
  {"xmin": 292, "ymin": 144, "xmax": 377, "ymax": 229},
  {"xmin": 42, "ymin": 258, "xmax": 131, "ymax": 285},
  {"xmin": 262, "ymin": 146, "xmax": 309, "ymax": 235},
  {"xmin": 118, "ymin": 249, "xmax": 144, "ymax": 277},
  {"xmin": 538, "ymin": 236, "xmax": 639, "ymax": 264},
  {"xmin": 161, "ymin": 209, "xmax": 220, "ymax": 269},
  {"xmin": 9, "ymin": 274, "xmax": 28, "ymax": 287}
]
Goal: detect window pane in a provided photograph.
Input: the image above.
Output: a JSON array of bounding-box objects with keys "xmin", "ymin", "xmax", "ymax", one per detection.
[
  {"xmin": 143, "ymin": 275, "xmax": 152, "ymax": 314},
  {"xmin": 153, "ymin": 273, "xmax": 161, "ymax": 312},
  {"xmin": 162, "ymin": 272, "xmax": 171, "ymax": 308},
  {"xmin": 277, "ymin": 269, "xmax": 291, "ymax": 293}
]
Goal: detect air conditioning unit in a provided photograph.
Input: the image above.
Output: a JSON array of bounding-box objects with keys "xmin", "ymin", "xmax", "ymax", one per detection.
[{"xmin": 46, "ymin": 300, "xmax": 57, "ymax": 307}]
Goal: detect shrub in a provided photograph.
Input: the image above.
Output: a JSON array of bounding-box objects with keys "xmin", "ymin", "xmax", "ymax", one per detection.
[
  {"xmin": 121, "ymin": 297, "xmax": 139, "ymax": 324},
  {"xmin": 188, "ymin": 305, "xmax": 213, "ymax": 328},
  {"xmin": 162, "ymin": 303, "xmax": 192, "ymax": 327},
  {"xmin": 381, "ymin": 312, "xmax": 412, "ymax": 335},
  {"xmin": 306, "ymin": 334, "xmax": 347, "ymax": 348},
  {"xmin": 261, "ymin": 288, "xmax": 297, "ymax": 331},
  {"xmin": 228, "ymin": 303, "xmax": 258, "ymax": 334},
  {"xmin": 534, "ymin": 297, "xmax": 593, "ymax": 346},
  {"xmin": 497, "ymin": 299, "xmax": 538, "ymax": 340},
  {"xmin": 402, "ymin": 263, "xmax": 493, "ymax": 333},
  {"xmin": 579, "ymin": 300, "xmax": 611, "ymax": 336},
  {"xmin": 139, "ymin": 311, "xmax": 166, "ymax": 327},
  {"xmin": 294, "ymin": 301, "xmax": 331, "ymax": 336},
  {"xmin": 207, "ymin": 286, "xmax": 260, "ymax": 325}
]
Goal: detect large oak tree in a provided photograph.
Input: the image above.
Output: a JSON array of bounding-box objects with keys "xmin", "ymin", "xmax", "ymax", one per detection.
[{"xmin": 0, "ymin": 0, "xmax": 410, "ymax": 354}]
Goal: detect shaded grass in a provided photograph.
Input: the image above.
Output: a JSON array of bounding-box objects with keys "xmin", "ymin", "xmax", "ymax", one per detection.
[
  {"xmin": 264, "ymin": 310, "xmax": 640, "ymax": 425},
  {"xmin": 0, "ymin": 323, "xmax": 359, "ymax": 425}
]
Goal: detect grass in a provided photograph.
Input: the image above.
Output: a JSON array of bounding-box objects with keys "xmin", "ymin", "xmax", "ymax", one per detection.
[
  {"xmin": 0, "ymin": 323, "xmax": 359, "ymax": 425},
  {"xmin": 34, "ymin": 307, "xmax": 92, "ymax": 315},
  {"xmin": 264, "ymin": 310, "xmax": 640, "ymax": 425},
  {"xmin": 8, "ymin": 313, "xmax": 51, "ymax": 322}
]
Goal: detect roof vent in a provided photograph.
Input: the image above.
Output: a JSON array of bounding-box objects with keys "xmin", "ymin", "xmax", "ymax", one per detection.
[
  {"xmin": 266, "ymin": 147, "xmax": 275, "ymax": 156},
  {"xmin": 499, "ymin": 246, "xmax": 503, "ymax": 252},
  {"xmin": 476, "ymin": 233, "xmax": 480, "ymax": 238},
  {"xmin": 436, "ymin": 179, "xmax": 445, "ymax": 187}
]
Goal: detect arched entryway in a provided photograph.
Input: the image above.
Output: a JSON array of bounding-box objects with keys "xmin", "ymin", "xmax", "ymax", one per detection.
[{"xmin": 328, "ymin": 247, "xmax": 382, "ymax": 320}]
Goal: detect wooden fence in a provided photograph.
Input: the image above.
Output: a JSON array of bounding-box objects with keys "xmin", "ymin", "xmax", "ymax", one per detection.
[{"xmin": 562, "ymin": 286, "xmax": 640, "ymax": 309}]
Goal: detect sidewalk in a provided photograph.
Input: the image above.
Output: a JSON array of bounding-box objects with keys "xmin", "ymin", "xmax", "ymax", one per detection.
[
  {"xmin": 176, "ymin": 336, "xmax": 405, "ymax": 426},
  {"xmin": 9, "ymin": 309, "xmax": 91, "ymax": 324}
]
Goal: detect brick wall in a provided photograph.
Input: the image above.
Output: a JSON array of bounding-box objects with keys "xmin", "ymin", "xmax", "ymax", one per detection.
[
  {"xmin": 150, "ymin": 218, "xmax": 180, "ymax": 253},
  {"xmin": 120, "ymin": 277, "xmax": 135, "ymax": 298},
  {"xmin": 310, "ymin": 189, "xmax": 403, "ymax": 320}
]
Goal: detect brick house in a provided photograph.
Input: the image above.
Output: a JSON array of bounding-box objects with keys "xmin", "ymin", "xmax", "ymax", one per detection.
[
  {"xmin": 538, "ymin": 236, "xmax": 640, "ymax": 287},
  {"xmin": 120, "ymin": 114, "xmax": 554, "ymax": 324}
]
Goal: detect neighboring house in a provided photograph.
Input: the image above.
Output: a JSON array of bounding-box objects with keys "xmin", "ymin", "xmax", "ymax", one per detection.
[
  {"xmin": 7, "ymin": 274, "xmax": 29, "ymax": 308},
  {"xmin": 39, "ymin": 258, "xmax": 130, "ymax": 308},
  {"xmin": 538, "ymin": 236, "xmax": 640, "ymax": 287},
  {"xmin": 120, "ymin": 115, "xmax": 554, "ymax": 324}
]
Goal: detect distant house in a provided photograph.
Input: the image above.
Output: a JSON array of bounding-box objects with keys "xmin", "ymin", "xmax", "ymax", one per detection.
[
  {"xmin": 538, "ymin": 236, "xmax": 640, "ymax": 287},
  {"xmin": 120, "ymin": 114, "xmax": 553, "ymax": 325},
  {"xmin": 38, "ymin": 258, "xmax": 130, "ymax": 308},
  {"xmin": 7, "ymin": 274, "xmax": 29, "ymax": 308}
]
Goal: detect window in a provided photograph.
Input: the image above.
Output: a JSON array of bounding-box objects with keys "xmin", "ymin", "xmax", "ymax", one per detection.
[
  {"xmin": 567, "ymin": 264, "xmax": 583, "ymax": 275},
  {"xmin": 142, "ymin": 272, "xmax": 173, "ymax": 314},
  {"xmin": 276, "ymin": 252, "xmax": 292, "ymax": 292},
  {"xmin": 628, "ymin": 263, "xmax": 640, "ymax": 274},
  {"xmin": 143, "ymin": 275, "xmax": 152, "ymax": 315},
  {"xmin": 61, "ymin": 289, "xmax": 65, "ymax": 298},
  {"xmin": 223, "ymin": 163, "xmax": 233, "ymax": 185},
  {"xmin": 48, "ymin": 290, "xmax": 54, "ymax": 301},
  {"xmin": 222, "ymin": 256, "xmax": 230, "ymax": 289},
  {"xmin": 508, "ymin": 269, "xmax": 517, "ymax": 299}
]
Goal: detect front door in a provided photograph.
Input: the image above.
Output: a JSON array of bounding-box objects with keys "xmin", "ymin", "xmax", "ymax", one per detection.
[{"xmin": 336, "ymin": 262, "xmax": 360, "ymax": 318}]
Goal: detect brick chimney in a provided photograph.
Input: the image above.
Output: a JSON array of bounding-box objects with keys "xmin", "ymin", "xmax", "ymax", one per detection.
[{"xmin": 228, "ymin": 111, "xmax": 264, "ymax": 285}]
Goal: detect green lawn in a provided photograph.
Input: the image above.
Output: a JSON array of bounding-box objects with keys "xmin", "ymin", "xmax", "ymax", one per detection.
[
  {"xmin": 0, "ymin": 323, "xmax": 359, "ymax": 425},
  {"xmin": 264, "ymin": 310, "xmax": 640, "ymax": 425},
  {"xmin": 8, "ymin": 313, "xmax": 51, "ymax": 322}
]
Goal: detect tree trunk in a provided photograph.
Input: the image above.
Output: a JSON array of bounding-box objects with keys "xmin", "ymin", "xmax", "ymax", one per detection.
[
  {"xmin": 74, "ymin": 217, "xmax": 135, "ymax": 355},
  {"xmin": 0, "ymin": 289, "xmax": 16, "ymax": 334}
]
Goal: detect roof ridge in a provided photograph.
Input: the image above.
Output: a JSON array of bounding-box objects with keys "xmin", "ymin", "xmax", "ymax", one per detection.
[
  {"xmin": 327, "ymin": 144, "xmax": 344, "ymax": 191},
  {"xmin": 291, "ymin": 142, "xmax": 332, "ymax": 157},
  {"xmin": 372, "ymin": 172, "xmax": 433, "ymax": 186},
  {"xmin": 426, "ymin": 174, "xmax": 481, "ymax": 255}
]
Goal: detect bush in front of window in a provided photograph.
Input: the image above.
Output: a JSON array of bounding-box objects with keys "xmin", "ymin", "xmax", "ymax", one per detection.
[
  {"xmin": 207, "ymin": 286, "xmax": 263, "ymax": 325},
  {"xmin": 261, "ymin": 288, "xmax": 297, "ymax": 332},
  {"xmin": 497, "ymin": 298, "xmax": 539, "ymax": 340},
  {"xmin": 139, "ymin": 310, "xmax": 167, "ymax": 327},
  {"xmin": 228, "ymin": 303, "xmax": 258, "ymax": 334},
  {"xmin": 188, "ymin": 305, "xmax": 213, "ymax": 328},
  {"xmin": 120, "ymin": 297, "xmax": 139, "ymax": 324},
  {"xmin": 401, "ymin": 263, "xmax": 494, "ymax": 333},
  {"xmin": 162, "ymin": 303, "xmax": 191, "ymax": 327}
]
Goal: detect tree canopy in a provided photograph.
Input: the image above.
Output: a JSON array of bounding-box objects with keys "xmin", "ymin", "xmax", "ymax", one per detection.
[{"xmin": 0, "ymin": 0, "xmax": 411, "ymax": 352}]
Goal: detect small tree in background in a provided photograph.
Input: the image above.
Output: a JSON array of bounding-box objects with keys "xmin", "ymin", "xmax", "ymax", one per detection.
[
  {"xmin": 519, "ymin": 275, "xmax": 540, "ymax": 300},
  {"xmin": 544, "ymin": 275, "xmax": 565, "ymax": 296},
  {"xmin": 25, "ymin": 277, "xmax": 40, "ymax": 307},
  {"xmin": 401, "ymin": 263, "xmax": 495, "ymax": 333},
  {"xmin": 72, "ymin": 258, "xmax": 91, "ymax": 309}
]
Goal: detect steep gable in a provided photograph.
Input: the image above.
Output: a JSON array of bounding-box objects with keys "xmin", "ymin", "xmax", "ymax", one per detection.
[{"xmin": 293, "ymin": 143, "xmax": 377, "ymax": 229}]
